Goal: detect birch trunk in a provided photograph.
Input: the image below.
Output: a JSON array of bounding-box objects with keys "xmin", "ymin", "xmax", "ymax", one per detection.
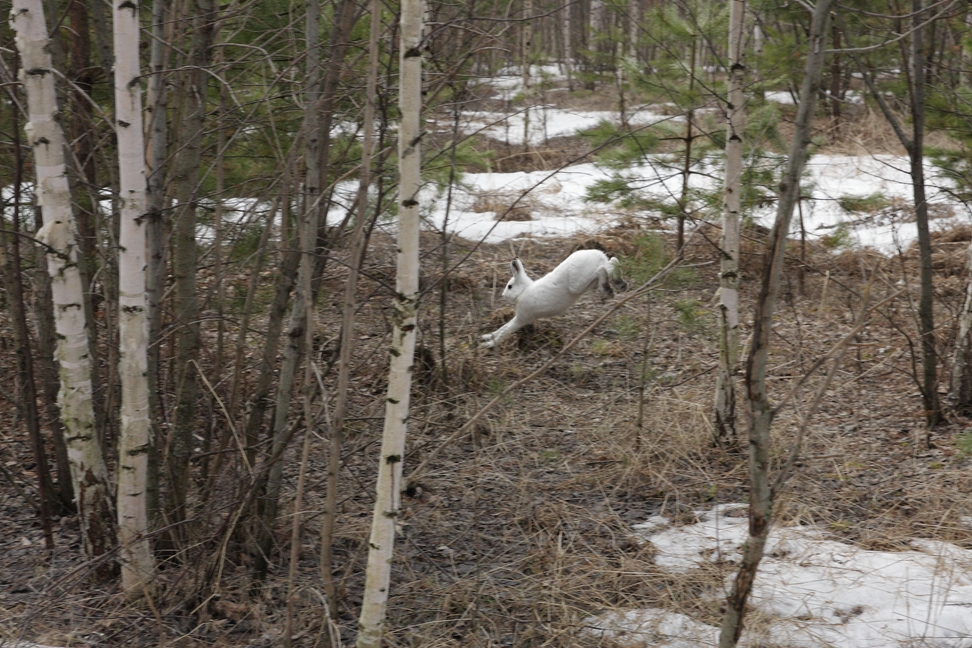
[
  {"xmin": 113, "ymin": 0, "xmax": 156, "ymax": 594},
  {"xmin": 12, "ymin": 0, "xmax": 116, "ymax": 569},
  {"xmin": 717, "ymin": 2, "xmax": 832, "ymax": 644},
  {"xmin": 356, "ymin": 0, "xmax": 423, "ymax": 644},
  {"xmin": 713, "ymin": 0, "xmax": 746, "ymax": 445}
]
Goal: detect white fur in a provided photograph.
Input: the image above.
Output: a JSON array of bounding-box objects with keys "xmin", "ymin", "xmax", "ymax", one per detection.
[{"xmin": 482, "ymin": 249, "xmax": 620, "ymax": 348}]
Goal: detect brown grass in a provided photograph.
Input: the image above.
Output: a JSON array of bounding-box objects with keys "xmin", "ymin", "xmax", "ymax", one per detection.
[{"xmin": 6, "ymin": 82, "xmax": 972, "ymax": 648}]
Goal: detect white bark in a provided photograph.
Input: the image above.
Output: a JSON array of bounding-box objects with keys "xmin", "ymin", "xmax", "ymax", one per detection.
[
  {"xmin": 113, "ymin": 0, "xmax": 156, "ymax": 594},
  {"xmin": 590, "ymin": 0, "xmax": 603, "ymax": 36},
  {"xmin": 12, "ymin": 0, "xmax": 115, "ymax": 564},
  {"xmin": 356, "ymin": 0, "xmax": 423, "ymax": 645},
  {"xmin": 714, "ymin": 0, "xmax": 745, "ymax": 444}
]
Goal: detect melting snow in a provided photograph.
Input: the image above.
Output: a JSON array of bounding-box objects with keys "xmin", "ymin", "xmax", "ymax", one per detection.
[{"xmin": 586, "ymin": 504, "xmax": 972, "ymax": 647}]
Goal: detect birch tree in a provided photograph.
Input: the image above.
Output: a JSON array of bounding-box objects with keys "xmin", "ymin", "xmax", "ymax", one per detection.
[
  {"xmin": 11, "ymin": 0, "xmax": 116, "ymax": 570},
  {"xmin": 718, "ymin": 1, "xmax": 833, "ymax": 643},
  {"xmin": 713, "ymin": 0, "xmax": 745, "ymax": 445},
  {"xmin": 356, "ymin": 0, "xmax": 423, "ymax": 644},
  {"xmin": 113, "ymin": 0, "xmax": 156, "ymax": 593}
]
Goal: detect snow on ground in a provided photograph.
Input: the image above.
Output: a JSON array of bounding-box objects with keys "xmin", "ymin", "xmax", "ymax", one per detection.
[
  {"xmin": 461, "ymin": 106, "xmax": 682, "ymax": 148},
  {"xmin": 339, "ymin": 153, "xmax": 967, "ymax": 254},
  {"xmin": 758, "ymin": 154, "xmax": 965, "ymax": 253},
  {"xmin": 586, "ymin": 504, "xmax": 972, "ymax": 648}
]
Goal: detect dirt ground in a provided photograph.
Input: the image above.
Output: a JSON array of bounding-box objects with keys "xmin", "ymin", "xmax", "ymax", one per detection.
[{"xmin": 3, "ymin": 213, "xmax": 972, "ymax": 647}]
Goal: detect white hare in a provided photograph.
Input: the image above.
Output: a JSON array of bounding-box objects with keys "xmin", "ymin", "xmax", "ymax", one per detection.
[{"xmin": 482, "ymin": 249, "xmax": 620, "ymax": 348}]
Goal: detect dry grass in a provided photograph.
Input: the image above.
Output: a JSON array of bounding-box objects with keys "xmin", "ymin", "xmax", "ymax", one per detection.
[
  {"xmin": 6, "ymin": 89, "xmax": 972, "ymax": 647},
  {"xmin": 4, "ymin": 216, "xmax": 972, "ymax": 648}
]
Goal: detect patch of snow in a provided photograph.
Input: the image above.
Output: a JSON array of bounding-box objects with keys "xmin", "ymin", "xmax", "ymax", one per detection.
[
  {"xmin": 586, "ymin": 609, "xmax": 719, "ymax": 648},
  {"xmin": 460, "ymin": 106, "xmax": 680, "ymax": 147},
  {"xmin": 333, "ymin": 151, "xmax": 967, "ymax": 255},
  {"xmin": 766, "ymin": 90, "xmax": 797, "ymax": 105},
  {"xmin": 772, "ymin": 154, "xmax": 965, "ymax": 254},
  {"xmin": 588, "ymin": 505, "xmax": 972, "ymax": 647}
]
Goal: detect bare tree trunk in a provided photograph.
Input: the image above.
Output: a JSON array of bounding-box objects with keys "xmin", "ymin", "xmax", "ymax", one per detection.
[
  {"xmin": 251, "ymin": 0, "xmax": 323, "ymax": 580},
  {"xmin": 949, "ymin": 241, "xmax": 972, "ymax": 411},
  {"xmin": 145, "ymin": 0, "xmax": 170, "ymax": 521},
  {"xmin": 253, "ymin": 0, "xmax": 359, "ymax": 580},
  {"xmin": 356, "ymin": 0, "xmax": 423, "ymax": 643},
  {"xmin": 837, "ymin": 5, "xmax": 942, "ymax": 427},
  {"xmin": 522, "ymin": 0, "xmax": 533, "ymax": 151},
  {"xmin": 829, "ymin": 23, "xmax": 841, "ymax": 129},
  {"xmin": 717, "ymin": 1, "xmax": 832, "ymax": 644},
  {"xmin": 113, "ymin": 0, "xmax": 157, "ymax": 594},
  {"xmin": 1, "ymin": 171, "xmax": 56, "ymax": 547},
  {"xmin": 713, "ymin": 0, "xmax": 746, "ymax": 446},
  {"xmin": 240, "ymin": 212, "xmax": 301, "ymax": 473},
  {"xmin": 320, "ymin": 0, "xmax": 383, "ymax": 613},
  {"xmin": 909, "ymin": 0, "xmax": 942, "ymax": 428},
  {"xmin": 166, "ymin": 0, "xmax": 217, "ymax": 538},
  {"xmin": 12, "ymin": 0, "xmax": 116, "ymax": 573},
  {"xmin": 30, "ymin": 197, "xmax": 71, "ymax": 510},
  {"xmin": 677, "ymin": 34, "xmax": 696, "ymax": 251},
  {"xmin": 562, "ymin": 0, "xmax": 572, "ymax": 89}
]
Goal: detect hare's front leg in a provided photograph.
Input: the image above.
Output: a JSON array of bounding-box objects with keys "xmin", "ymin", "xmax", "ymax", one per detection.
[
  {"xmin": 481, "ymin": 313, "xmax": 528, "ymax": 348},
  {"xmin": 597, "ymin": 258, "xmax": 621, "ymax": 298}
]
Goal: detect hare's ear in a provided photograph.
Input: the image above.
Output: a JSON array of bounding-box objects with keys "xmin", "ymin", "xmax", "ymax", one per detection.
[{"xmin": 511, "ymin": 258, "xmax": 524, "ymax": 274}]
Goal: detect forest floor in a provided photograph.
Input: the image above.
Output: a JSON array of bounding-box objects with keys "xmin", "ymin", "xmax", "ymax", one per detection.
[{"xmin": 4, "ymin": 88, "xmax": 972, "ymax": 647}]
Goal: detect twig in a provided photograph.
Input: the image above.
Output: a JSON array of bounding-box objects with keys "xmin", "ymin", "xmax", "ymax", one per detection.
[
  {"xmin": 770, "ymin": 289, "xmax": 905, "ymax": 419},
  {"xmin": 771, "ymin": 285, "xmax": 899, "ymax": 494}
]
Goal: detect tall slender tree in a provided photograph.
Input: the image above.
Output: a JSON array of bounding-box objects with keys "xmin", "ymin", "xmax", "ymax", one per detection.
[
  {"xmin": 356, "ymin": 0, "xmax": 423, "ymax": 643},
  {"xmin": 837, "ymin": 4, "xmax": 942, "ymax": 427},
  {"xmin": 144, "ymin": 0, "xmax": 170, "ymax": 520},
  {"xmin": 718, "ymin": 0, "xmax": 833, "ymax": 643},
  {"xmin": 714, "ymin": 0, "xmax": 746, "ymax": 445},
  {"xmin": 166, "ymin": 0, "xmax": 217, "ymax": 537},
  {"xmin": 321, "ymin": 0, "xmax": 383, "ymax": 612},
  {"xmin": 254, "ymin": 0, "xmax": 360, "ymax": 579},
  {"xmin": 113, "ymin": 0, "xmax": 156, "ymax": 593},
  {"xmin": 12, "ymin": 0, "xmax": 116, "ymax": 572}
]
